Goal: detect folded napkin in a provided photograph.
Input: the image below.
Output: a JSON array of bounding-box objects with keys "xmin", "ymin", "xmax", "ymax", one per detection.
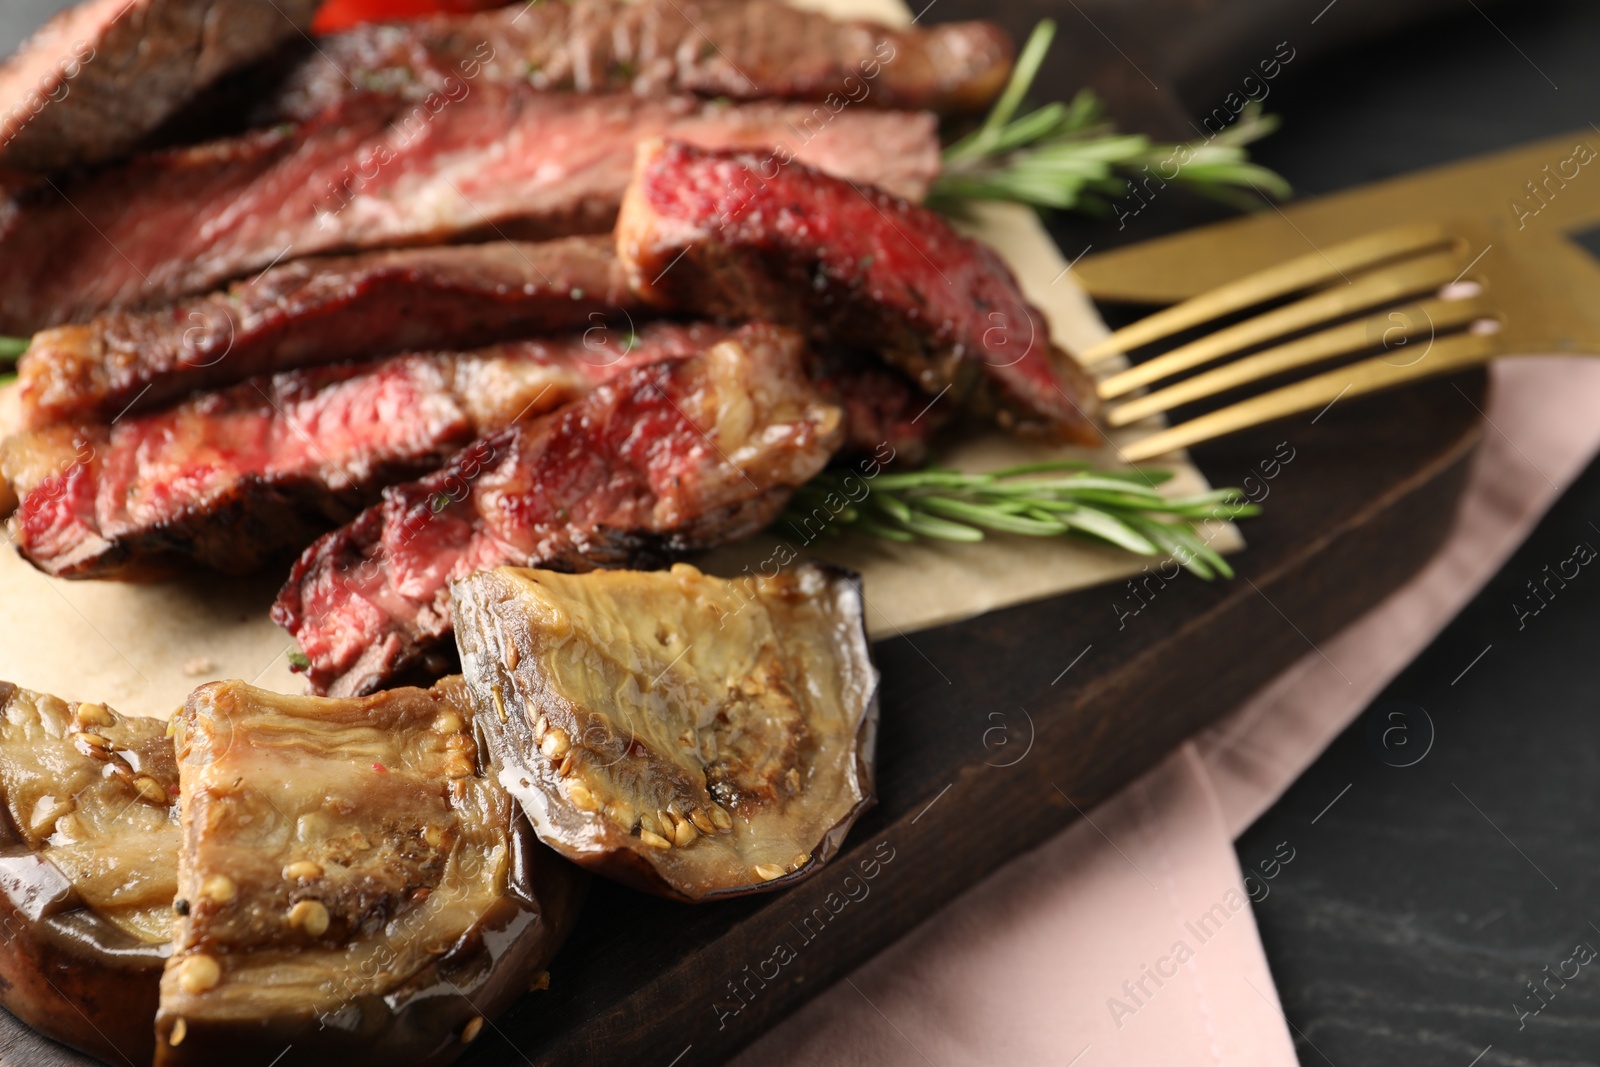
[{"xmin": 732, "ymin": 356, "xmax": 1600, "ymax": 1066}]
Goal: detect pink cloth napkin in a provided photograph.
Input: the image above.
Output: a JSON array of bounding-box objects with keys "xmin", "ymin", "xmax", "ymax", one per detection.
[{"xmin": 732, "ymin": 356, "xmax": 1600, "ymax": 1067}]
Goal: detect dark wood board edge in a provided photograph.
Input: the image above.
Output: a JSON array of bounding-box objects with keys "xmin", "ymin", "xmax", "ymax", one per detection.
[
  {"xmin": 462, "ymin": 370, "xmax": 1487, "ymax": 1066},
  {"xmin": 0, "ymin": 375, "xmax": 1486, "ymax": 1067}
]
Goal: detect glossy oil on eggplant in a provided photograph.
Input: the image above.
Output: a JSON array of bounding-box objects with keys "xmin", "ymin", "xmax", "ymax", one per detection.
[
  {"xmin": 0, "ymin": 681, "xmax": 177, "ymax": 1065},
  {"xmin": 452, "ymin": 562, "xmax": 879, "ymax": 902},
  {"xmin": 157, "ymin": 678, "xmax": 586, "ymax": 1067}
]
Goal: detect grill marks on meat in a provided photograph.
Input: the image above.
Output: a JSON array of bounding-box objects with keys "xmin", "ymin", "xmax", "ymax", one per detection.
[
  {"xmin": 16, "ymin": 236, "xmax": 638, "ymax": 429},
  {"xmin": 267, "ymin": 0, "xmax": 1011, "ymax": 123},
  {"xmin": 0, "ymin": 87, "xmax": 938, "ymax": 333},
  {"xmin": 618, "ymin": 140, "xmax": 1103, "ymax": 444},
  {"xmin": 4, "ymin": 324, "xmax": 725, "ymax": 578},
  {"xmin": 271, "ymin": 324, "xmax": 844, "ymax": 697},
  {"xmin": 0, "ymin": 0, "xmax": 321, "ymax": 171}
]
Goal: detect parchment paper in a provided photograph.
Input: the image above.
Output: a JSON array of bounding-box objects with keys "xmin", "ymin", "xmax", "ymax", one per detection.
[{"xmin": 0, "ymin": 0, "xmax": 1239, "ymax": 717}]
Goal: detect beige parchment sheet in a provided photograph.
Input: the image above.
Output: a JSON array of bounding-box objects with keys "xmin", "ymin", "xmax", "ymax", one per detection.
[{"xmin": 0, "ymin": 0, "xmax": 1239, "ymax": 717}]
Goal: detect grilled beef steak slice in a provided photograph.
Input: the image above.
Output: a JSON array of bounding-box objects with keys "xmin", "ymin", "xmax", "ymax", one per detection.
[
  {"xmin": 17, "ymin": 236, "xmax": 639, "ymax": 430},
  {"xmin": 454, "ymin": 562, "xmax": 878, "ymax": 902},
  {"xmin": 159, "ymin": 678, "xmax": 585, "ymax": 1066},
  {"xmin": 0, "ymin": 682, "xmax": 177, "ymax": 1065},
  {"xmin": 619, "ymin": 139, "xmax": 1103, "ymax": 443},
  {"xmin": 0, "ymin": 0, "xmax": 320, "ymax": 171},
  {"xmin": 809, "ymin": 348, "xmax": 948, "ymax": 466},
  {"xmin": 0, "ymin": 87, "xmax": 938, "ymax": 334},
  {"xmin": 267, "ymin": 0, "xmax": 1010, "ymax": 123},
  {"xmin": 273, "ymin": 323, "xmax": 844, "ymax": 697},
  {"xmin": 6, "ymin": 324, "xmax": 726, "ymax": 579}
]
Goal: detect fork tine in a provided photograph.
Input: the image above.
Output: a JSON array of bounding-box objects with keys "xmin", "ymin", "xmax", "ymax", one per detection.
[
  {"xmin": 1103, "ymin": 296, "xmax": 1486, "ymax": 427},
  {"xmin": 1079, "ymin": 222, "xmax": 1452, "ymax": 364},
  {"xmin": 1118, "ymin": 330, "xmax": 1501, "ymax": 463},
  {"xmin": 1096, "ymin": 250, "xmax": 1470, "ymax": 400}
]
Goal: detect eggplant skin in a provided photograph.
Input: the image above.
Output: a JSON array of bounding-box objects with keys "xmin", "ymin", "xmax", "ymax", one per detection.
[
  {"xmin": 156, "ymin": 679, "xmax": 586, "ymax": 1067},
  {"xmin": 0, "ymin": 852, "xmax": 167, "ymax": 1066},
  {"xmin": 453, "ymin": 561, "xmax": 880, "ymax": 903},
  {"xmin": 153, "ymin": 823, "xmax": 582, "ymax": 1067},
  {"xmin": 0, "ymin": 680, "xmax": 177, "ymax": 1066}
]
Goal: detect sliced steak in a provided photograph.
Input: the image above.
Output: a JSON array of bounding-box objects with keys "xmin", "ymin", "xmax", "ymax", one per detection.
[
  {"xmin": 5, "ymin": 323, "xmax": 725, "ymax": 578},
  {"xmin": 0, "ymin": 0, "xmax": 320, "ymax": 171},
  {"xmin": 16, "ymin": 236, "xmax": 640, "ymax": 429},
  {"xmin": 0, "ymin": 86, "xmax": 939, "ymax": 333},
  {"xmin": 618, "ymin": 140, "xmax": 1103, "ymax": 444},
  {"xmin": 267, "ymin": 0, "xmax": 1011, "ymax": 123},
  {"xmin": 272, "ymin": 323, "xmax": 843, "ymax": 696}
]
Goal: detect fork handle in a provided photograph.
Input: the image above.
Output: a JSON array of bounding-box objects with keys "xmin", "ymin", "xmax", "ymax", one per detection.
[{"xmin": 1120, "ymin": 332, "xmax": 1500, "ymax": 462}]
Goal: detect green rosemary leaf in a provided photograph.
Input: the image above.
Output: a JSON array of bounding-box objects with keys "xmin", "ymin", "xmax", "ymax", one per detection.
[
  {"xmin": 918, "ymin": 495, "xmax": 1069, "ymax": 535},
  {"xmin": 0, "ymin": 336, "xmax": 28, "ymax": 361},
  {"xmin": 898, "ymin": 509, "xmax": 986, "ymax": 542},
  {"xmin": 932, "ymin": 21, "xmax": 1290, "ymax": 217},
  {"xmin": 1058, "ymin": 506, "xmax": 1159, "ymax": 555}
]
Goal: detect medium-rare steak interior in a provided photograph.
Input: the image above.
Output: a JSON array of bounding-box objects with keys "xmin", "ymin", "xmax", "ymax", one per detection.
[
  {"xmin": 0, "ymin": 682, "xmax": 177, "ymax": 1065},
  {"xmin": 273, "ymin": 323, "xmax": 845, "ymax": 697},
  {"xmin": 618, "ymin": 139, "xmax": 1103, "ymax": 443},
  {"xmin": 6, "ymin": 323, "xmax": 729, "ymax": 578},
  {"xmin": 454, "ymin": 562, "xmax": 878, "ymax": 902},
  {"xmin": 265, "ymin": 0, "xmax": 1012, "ymax": 123},
  {"xmin": 0, "ymin": 87, "xmax": 939, "ymax": 333},
  {"xmin": 158, "ymin": 677, "xmax": 586, "ymax": 1066},
  {"xmin": 16, "ymin": 236, "xmax": 642, "ymax": 429},
  {"xmin": 0, "ymin": 0, "xmax": 320, "ymax": 171}
]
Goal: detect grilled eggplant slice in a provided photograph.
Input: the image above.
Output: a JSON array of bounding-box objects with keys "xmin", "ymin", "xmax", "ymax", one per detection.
[
  {"xmin": 158, "ymin": 678, "xmax": 585, "ymax": 1066},
  {"xmin": 452, "ymin": 562, "xmax": 879, "ymax": 902},
  {"xmin": 0, "ymin": 681, "xmax": 177, "ymax": 1066}
]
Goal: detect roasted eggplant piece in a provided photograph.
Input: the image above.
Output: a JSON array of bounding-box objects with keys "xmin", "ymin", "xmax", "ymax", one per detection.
[
  {"xmin": 158, "ymin": 678, "xmax": 585, "ymax": 1066},
  {"xmin": 452, "ymin": 562, "xmax": 879, "ymax": 902},
  {"xmin": 0, "ymin": 681, "xmax": 177, "ymax": 1065}
]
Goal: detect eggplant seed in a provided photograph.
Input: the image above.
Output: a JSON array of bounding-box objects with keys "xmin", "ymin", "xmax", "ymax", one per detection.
[
  {"xmin": 566, "ymin": 781, "xmax": 598, "ymax": 811},
  {"xmin": 75, "ymin": 702, "xmax": 114, "ymax": 728},
  {"xmin": 177, "ymin": 954, "xmax": 221, "ymax": 994},
  {"xmin": 134, "ymin": 776, "xmax": 170, "ymax": 805},
  {"xmin": 288, "ymin": 899, "xmax": 330, "ymax": 937},
  {"xmin": 540, "ymin": 727, "xmax": 570, "ymax": 761},
  {"xmin": 201, "ymin": 874, "xmax": 237, "ymax": 904}
]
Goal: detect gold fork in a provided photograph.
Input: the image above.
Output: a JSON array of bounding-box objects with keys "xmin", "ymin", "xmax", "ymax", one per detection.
[{"xmin": 1069, "ymin": 129, "xmax": 1600, "ymax": 462}]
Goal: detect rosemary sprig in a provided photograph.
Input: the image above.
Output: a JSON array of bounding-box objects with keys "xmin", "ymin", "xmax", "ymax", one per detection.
[
  {"xmin": 932, "ymin": 20, "xmax": 1291, "ymax": 215},
  {"xmin": 0, "ymin": 336, "xmax": 26, "ymax": 361},
  {"xmin": 781, "ymin": 461, "xmax": 1259, "ymax": 580}
]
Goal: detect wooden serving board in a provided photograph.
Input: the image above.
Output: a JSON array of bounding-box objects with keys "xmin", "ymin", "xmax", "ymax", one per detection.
[
  {"xmin": 0, "ymin": 369, "xmax": 1487, "ymax": 1067},
  {"xmin": 490, "ymin": 372, "xmax": 1480, "ymax": 1065}
]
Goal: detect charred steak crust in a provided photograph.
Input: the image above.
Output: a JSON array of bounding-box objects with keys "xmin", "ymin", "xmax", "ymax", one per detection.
[
  {"xmin": 272, "ymin": 323, "xmax": 845, "ymax": 697},
  {"xmin": 16, "ymin": 235, "xmax": 639, "ymax": 429},
  {"xmin": 0, "ymin": 0, "xmax": 321, "ymax": 171},
  {"xmin": 5, "ymin": 324, "xmax": 728, "ymax": 579},
  {"xmin": 0, "ymin": 86, "xmax": 938, "ymax": 334},
  {"xmin": 266, "ymin": 0, "xmax": 1011, "ymax": 123},
  {"xmin": 618, "ymin": 139, "xmax": 1103, "ymax": 443}
]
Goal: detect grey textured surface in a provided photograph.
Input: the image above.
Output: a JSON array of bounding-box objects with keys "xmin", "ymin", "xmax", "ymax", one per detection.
[{"xmin": 0, "ymin": 0, "xmax": 75, "ymax": 55}]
